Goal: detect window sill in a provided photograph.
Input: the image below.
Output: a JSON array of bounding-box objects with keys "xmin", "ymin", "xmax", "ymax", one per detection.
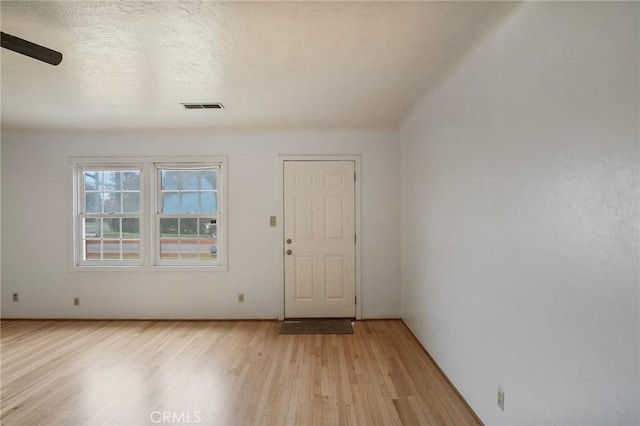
[
  {"xmin": 71, "ymin": 264, "xmax": 228, "ymax": 272},
  {"xmin": 152, "ymin": 264, "xmax": 228, "ymax": 272}
]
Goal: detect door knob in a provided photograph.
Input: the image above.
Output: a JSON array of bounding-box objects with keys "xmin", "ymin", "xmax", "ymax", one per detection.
[
  {"xmin": 286, "ymin": 249, "xmax": 292, "ymax": 255},
  {"xmin": 286, "ymin": 238, "xmax": 292, "ymax": 244}
]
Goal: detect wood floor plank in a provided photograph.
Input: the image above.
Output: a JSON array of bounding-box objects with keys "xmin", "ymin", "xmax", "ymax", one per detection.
[{"xmin": 0, "ymin": 320, "xmax": 480, "ymax": 425}]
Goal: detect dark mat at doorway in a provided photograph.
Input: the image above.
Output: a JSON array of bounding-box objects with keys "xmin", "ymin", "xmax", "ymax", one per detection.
[{"xmin": 279, "ymin": 319, "xmax": 354, "ymax": 335}]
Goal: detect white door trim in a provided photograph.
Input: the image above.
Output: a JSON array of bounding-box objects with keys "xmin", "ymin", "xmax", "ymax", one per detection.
[{"xmin": 276, "ymin": 155, "xmax": 362, "ymax": 320}]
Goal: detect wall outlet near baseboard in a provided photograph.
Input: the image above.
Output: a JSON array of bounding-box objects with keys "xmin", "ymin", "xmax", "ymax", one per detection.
[
  {"xmin": 74, "ymin": 297, "xmax": 80, "ymax": 306},
  {"xmin": 497, "ymin": 386, "xmax": 505, "ymax": 411},
  {"xmin": 12, "ymin": 293, "xmax": 19, "ymax": 302},
  {"xmin": 238, "ymin": 293, "xmax": 245, "ymax": 302}
]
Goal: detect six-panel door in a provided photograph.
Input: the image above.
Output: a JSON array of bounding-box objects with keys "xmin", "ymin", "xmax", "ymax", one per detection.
[{"xmin": 284, "ymin": 161, "xmax": 356, "ymax": 318}]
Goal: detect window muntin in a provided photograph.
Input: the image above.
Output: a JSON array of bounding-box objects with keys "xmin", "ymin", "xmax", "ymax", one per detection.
[
  {"xmin": 156, "ymin": 165, "xmax": 221, "ymax": 265},
  {"xmin": 78, "ymin": 167, "xmax": 142, "ymax": 265}
]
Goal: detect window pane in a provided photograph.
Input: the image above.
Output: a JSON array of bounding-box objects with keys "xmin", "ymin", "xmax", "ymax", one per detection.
[
  {"xmin": 121, "ymin": 218, "xmax": 140, "ymax": 237},
  {"xmin": 85, "ymin": 239, "xmax": 101, "ymax": 260},
  {"xmin": 85, "ymin": 193, "xmax": 101, "ymax": 213},
  {"xmin": 160, "ymin": 218, "xmax": 178, "ymax": 237},
  {"xmin": 202, "ymin": 218, "xmax": 217, "ymax": 238},
  {"xmin": 103, "ymin": 171, "xmax": 121, "ymax": 191},
  {"xmin": 201, "ymin": 192, "xmax": 217, "ymax": 213},
  {"xmin": 84, "ymin": 218, "xmax": 100, "ymax": 237},
  {"xmin": 103, "ymin": 218, "xmax": 121, "ymax": 237},
  {"xmin": 179, "ymin": 239, "xmax": 198, "ymax": 258},
  {"xmin": 199, "ymin": 218, "xmax": 209, "ymax": 236},
  {"xmin": 123, "ymin": 241, "xmax": 140, "ymax": 259},
  {"xmin": 160, "ymin": 240, "xmax": 178, "ymax": 260},
  {"xmin": 122, "ymin": 171, "xmax": 140, "ymax": 190},
  {"xmin": 84, "ymin": 171, "xmax": 100, "ymax": 190},
  {"xmin": 182, "ymin": 171, "xmax": 198, "ymax": 190},
  {"xmin": 162, "ymin": 192, "xmax": 179, "ymax": 213},
  {"xmin": 181, "ymin": 193, "xmax": 199, "ymax": 213},
  {"xmin": 199, "ymin": 170, "xmax": 216, "ymax": 190},
  {"xmin": 162, "ymin": 171, "xmax": 179, "ymax": 190},
  {"xmin": 180, "ymin": 218, "xmax": 198, "ymax": 237},
  {"xmin": 123, "ymin": 193, "xmax": 139, "ymax": 213},
  {"xmin": 102, "ymin": 239, "xmax": 121, "ymax": 259},
  {"xmin": 103, "ymin": 192, "xmax": 122, "ymax": 213},
  {"xmin": 199, "ymin": 243, "xmax": 216, "ymax": 259}
]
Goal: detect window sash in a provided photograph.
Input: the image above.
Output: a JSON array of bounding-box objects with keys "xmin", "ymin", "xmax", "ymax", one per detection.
[
  {"xmin": 76, "ymin": 164, "xmax": 143, "ymax": 266},
  {"xmin": 156, "ymin": 164, "xmax": 219, "ymax": 214},
  {"xmin": 155, "ymin": 214, "xmax": 220, "ymax": 265},
  {"xmin": 154, "ymin": 163, "xmax": 223, "ymax": 267},
  {"xmin": 78, "ymin": 214, "xmax": 143, "ymax": 265},
  {"xmin": 80, "ymin": 167, "xmax": 142, "ymax": 215}
]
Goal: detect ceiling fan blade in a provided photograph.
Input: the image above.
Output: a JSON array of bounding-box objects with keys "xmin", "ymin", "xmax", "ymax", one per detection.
[{"xmin": 1, "ymin": 31, "xmax": 63, "ymax": 66}]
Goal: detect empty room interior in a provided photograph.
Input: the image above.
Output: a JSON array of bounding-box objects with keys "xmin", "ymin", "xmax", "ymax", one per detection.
[{"xmin": 1, "ymin": 1, "xmax": 638, "ymax": 425}]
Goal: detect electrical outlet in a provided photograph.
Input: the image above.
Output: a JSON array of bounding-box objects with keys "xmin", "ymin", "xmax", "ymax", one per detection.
[
  {"xmin": 497, "ymin": 386, "xmax": 505, "ymax": 411},
  {"xmin": 238, "ymin": 293, "xmax": 245, "ymax": 302},
  {"xmin": 74, "ymin": 297, "xmax": 80, "ymax": 306},
  {"xmin": 12, "ymin": 293, "xmax": 19, "ymax": 302},
  {"xmin": 269, "ymin": 216, "xmax": 277, "ymax": 227}
]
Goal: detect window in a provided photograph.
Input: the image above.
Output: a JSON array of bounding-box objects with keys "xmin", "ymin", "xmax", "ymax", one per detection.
[
  {"xmin": 76, "ymin": 166, "xmax": 143, "ymax": 266},
  {"xmin": 156, "ymin": 165, "xmax": 221, "ymax": 266},
  {"xmin": 72, "ymin": 158, "xmax": 226, "ymax": 269}
]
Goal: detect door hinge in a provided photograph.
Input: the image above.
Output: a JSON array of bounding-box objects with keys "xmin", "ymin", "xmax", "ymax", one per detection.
[
  {"xmin": 354, "ymin": 234, "xmax": 357, "ymax": 244},
  {"xmin": 355, "ymin": 295, "xmax": 357, "ymax": 305},
  {"xmin": 354, "ymin": 172, "xmax": 356, "ymax": 182}
]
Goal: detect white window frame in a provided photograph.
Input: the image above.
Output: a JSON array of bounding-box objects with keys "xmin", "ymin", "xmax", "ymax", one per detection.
[
  {"xmin": 153, "ymin": 162, "xmax": 225, "ymax": 268},
  {"xmin": 70, "ymin": 157, "xmax": 227, "ymax": 271},
  {"xmin": 72, "ymin": 161, "xmax": 144, "ymax": 267}
]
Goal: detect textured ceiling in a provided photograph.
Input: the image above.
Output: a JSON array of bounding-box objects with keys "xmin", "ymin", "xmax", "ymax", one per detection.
[{"xmin": 1, "ymin": 1, "xmax": 517, "ymax": 131}]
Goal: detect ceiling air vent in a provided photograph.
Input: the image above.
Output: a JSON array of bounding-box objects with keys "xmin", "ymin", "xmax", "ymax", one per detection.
[{"xmin": 181, "ymin": 103, "xmax": 224, "ymax": 110}]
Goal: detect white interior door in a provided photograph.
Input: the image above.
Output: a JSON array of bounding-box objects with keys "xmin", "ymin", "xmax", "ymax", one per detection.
[{"xmin": 284, "ymin": 161, "xmax": 356, "ymax": 318}]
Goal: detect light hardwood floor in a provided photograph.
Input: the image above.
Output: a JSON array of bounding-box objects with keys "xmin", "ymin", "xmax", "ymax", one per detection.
[{"xmin": 1, "ymin": 320, "xmax": 480, "ymax": 425}]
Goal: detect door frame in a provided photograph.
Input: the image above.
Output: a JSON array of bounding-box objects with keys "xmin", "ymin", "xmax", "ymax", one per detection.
[{"xmin": 277, "ymin": 155, "xmax": 362, "ymax": 320}]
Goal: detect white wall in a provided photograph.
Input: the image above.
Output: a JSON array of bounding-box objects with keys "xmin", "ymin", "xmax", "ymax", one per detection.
[
  {"xmin": 400, "ymin": 2, "xmax": 638, "ymax": 425},
  {"xmin": 1, "ymin": 129, "xmax": 400, "ymax": 319}
]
